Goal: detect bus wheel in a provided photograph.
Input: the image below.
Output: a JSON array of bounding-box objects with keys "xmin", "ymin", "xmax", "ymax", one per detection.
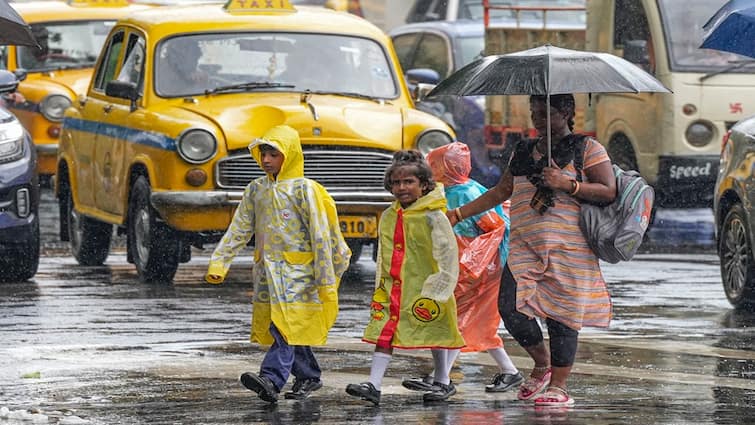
[{"xmin": 608, "ymin": 136, "xmax": 638, "ymax": 172}]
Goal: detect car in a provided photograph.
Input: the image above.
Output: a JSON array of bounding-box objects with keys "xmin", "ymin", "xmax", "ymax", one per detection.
[
  {"xmin": 390, "ymin": 20, "xmax": 499, "ymax": 187},
  {"xmin": 714, "ymin": 116, "xmax": 755, "ymax": 309},
  {"xmin": 0, "ymin": 70, "xmax": 39, "ymax": 282},
  {"xmin": 56, "ymin": 0, "xmax": 455, "ymax": 283},
  {"xmin": 1, "ymin": 0, "xmax": 150, "ymax": 181}
]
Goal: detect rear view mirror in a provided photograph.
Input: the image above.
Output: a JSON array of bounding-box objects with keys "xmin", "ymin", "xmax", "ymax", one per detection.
[
  {"xmin": 0, "ymin": 70, "xmax": 19, "ymax": 94},
  {"xmin": 106, "ymin": 80, "xmax": 139, "ymax": 112},
  {"xmin": 406, "ymin": 68, "xmax": 441, "ymax": 85}
]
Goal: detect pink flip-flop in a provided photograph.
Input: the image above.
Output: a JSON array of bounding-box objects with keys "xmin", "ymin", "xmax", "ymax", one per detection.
[
  {"xmin": 534, "ymin": 385, "xmax": 575, "ymax": 407},
  {"xmin": 517, "ymin": 367, "xmax": 552, "ymax": 400}
]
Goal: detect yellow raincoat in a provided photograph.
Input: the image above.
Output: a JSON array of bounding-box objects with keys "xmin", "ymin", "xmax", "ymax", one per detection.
[
  {"xmin": 206, "ymin": 125, "xmax": 351, "ymax": 346},
  {"xmin": 363, "ymin": 185, "xmax": 465, "ymax": 349}
]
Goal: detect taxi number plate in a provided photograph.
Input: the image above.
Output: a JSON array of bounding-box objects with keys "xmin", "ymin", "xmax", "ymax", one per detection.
[{"xmin": 339, "ymin": 215, "xmax": 377, "ymax": 238}]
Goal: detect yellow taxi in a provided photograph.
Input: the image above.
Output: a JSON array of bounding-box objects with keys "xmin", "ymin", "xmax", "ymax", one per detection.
[
  {"xmin": 3, "ymin": 0, "xmax": 150, "ymax": 178},
  {"xmin": 57, "ymin": 0, "xmax": 455, "ymax": 282}
]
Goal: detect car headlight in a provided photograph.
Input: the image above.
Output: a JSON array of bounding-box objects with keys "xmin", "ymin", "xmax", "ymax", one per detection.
[
  {"xmin": 685, "ymin": 120, "xmax": 715, "ymax": 147},
  {"xmin": 0, "ymin": 118, "xmax": 25, "ymax": 163},
  {"xmin": 415, "ymin": 129, "xmax": 453, "ymax": 155},
  {"xmin": 40, "ymin": 94, "xmax": 72, "ymax": 122},
  {"xmin": 177, "ymin": 128, "xmax": 217, "ymax": 164}
]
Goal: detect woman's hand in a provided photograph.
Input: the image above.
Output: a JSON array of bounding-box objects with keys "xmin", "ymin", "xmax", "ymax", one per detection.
[{"xmin": 541, "ymin": 164, "xmax": 572, "ymax": 192}]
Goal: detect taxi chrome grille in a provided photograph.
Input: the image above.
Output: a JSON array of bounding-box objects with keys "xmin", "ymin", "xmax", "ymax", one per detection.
[{"xmin": 216, "ymin": 148, "xmax": 394, "ymax": 190}]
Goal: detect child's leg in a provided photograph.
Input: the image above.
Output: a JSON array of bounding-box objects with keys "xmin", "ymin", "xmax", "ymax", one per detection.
[
  {"xmin": 487, "ymin": 347, "xmax": 519, "ymax": 374},
  {"xmin": 431, "ymin": 349, "xmax": 451, "ymax": 385},
  {"xmin": 291, "ymin": 345, "xmax": 322, "ymax": 382},
  {"xmin": 259, "ymin": 324, "xmax": 294, "ymax": 391},
  {"xmin": 445, "ymin": 348, "xmax": 460, "ymax": 374},
  {"xmin": 368, "ymin": 347, "xmax": 393, "ymax": 390}
]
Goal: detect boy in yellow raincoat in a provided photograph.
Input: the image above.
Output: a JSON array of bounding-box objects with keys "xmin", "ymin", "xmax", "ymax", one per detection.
[{"xmin": 206, "ymin": 125, "xmax": 351, "ymax": 403}]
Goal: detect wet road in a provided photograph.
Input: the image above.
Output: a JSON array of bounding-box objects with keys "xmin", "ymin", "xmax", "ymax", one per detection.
[{"xmin": 2, "ymin": 190, "xmax": 754, "ymax": 424}]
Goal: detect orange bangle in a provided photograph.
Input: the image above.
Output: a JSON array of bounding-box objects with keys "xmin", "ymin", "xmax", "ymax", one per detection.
[{"xmin": 570, "ymin": 180, "xmax": 580, "ymax": 196}]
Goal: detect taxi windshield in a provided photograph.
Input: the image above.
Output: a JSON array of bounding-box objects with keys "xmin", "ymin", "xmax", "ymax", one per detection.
[
  {"xmin": 17, "ymin": 21, "xmax": 115, "ymax": 71},
  {"xmin": 154, "ymin": 33, "xmax": 398, "ymax": 99}
]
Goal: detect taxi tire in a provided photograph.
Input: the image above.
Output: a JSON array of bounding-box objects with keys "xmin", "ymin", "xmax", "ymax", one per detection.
[
  {"xmin": 127, "ymin": 176, "xmax": 180, "ymax": 283},
  {"xmin": 66, "ymin": 190, "xmax": 112, "ymax": 266}
]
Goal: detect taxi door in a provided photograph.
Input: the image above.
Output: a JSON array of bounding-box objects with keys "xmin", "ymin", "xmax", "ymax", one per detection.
[
  {"xmin": 73, "ymin": 30, "xmax": 127, "ymax": 212},
  {"xmin": 93, "ymin": 31, "xmax": 147, "ymax": 218}
]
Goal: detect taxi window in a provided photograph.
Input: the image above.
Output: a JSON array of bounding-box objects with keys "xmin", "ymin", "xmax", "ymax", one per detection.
[
  {"xmin": 154, "ymin": 33, "xmax": 398, "ymax": 99},
  {"xmin": 117, "ymin": 34, "xmax": 146, "ymax": 92},
  {"xmin": 392, "ymin": 33, "xmax": 420, "ymax": 72},
  {"xmin": 16, "ymin": 21, "xmax": 115, "ymax": 71},
  {"xmin": 93, "ymin": 31, "xmax": 125, "ymax": 92},
  {"xmin": 412, "ymin": 33, "xmax": 450, "ymax": 78}
]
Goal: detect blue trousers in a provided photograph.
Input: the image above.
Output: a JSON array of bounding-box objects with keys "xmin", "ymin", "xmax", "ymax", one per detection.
[{"xmin": 259, "ymin": 323, "xmax": 321, "ymax": 391}]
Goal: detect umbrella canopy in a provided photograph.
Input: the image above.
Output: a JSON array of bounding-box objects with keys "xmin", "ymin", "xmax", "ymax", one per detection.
[
  {"xmin": 701, "ymin": 0, "xmax": 755, "ymax": 59},
  {"xmin": 426, "ymin": 44, "xmax": 670, "ymax": 163},
  {"xmin": 0, "ymin": 0, "xmax": 37, "ymax": 47},
  {"xmin": 427, "ymin": 45, "xmax": 670, "ymax": 98}
]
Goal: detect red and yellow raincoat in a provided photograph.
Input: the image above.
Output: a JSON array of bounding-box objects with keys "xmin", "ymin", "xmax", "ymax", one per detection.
[
  {"xmin": 206, "ymin": 125, "xmax": 351, "ymax": 346},
  {"xmin": 363, "ymin": 184, "xmax": 465, "ymax": 349}
]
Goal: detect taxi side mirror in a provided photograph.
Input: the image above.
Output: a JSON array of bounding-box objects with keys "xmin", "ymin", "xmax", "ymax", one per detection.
[
  {"xmin": 0, "ymin": 70, "xmax": 19, "ymax": 94},
  {"xmin": 106, "ymin": 80, "xmax": 139, "ymax": 112}
]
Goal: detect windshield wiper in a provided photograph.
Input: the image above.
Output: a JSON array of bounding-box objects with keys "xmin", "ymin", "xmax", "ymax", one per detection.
[
  {"xmin": 205, "ymin": 81, "xmax": 294, "ymax": 95},
  {"xmin": 699, "ymin": 60, "xmax": 755, "ymax": 82},
  {"xmin": 309, "ymin": 90, "xmax": 389, "ymax": 104}
]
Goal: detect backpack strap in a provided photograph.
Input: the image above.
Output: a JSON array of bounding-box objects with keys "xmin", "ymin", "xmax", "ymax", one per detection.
[{"xmin": 572, "ymin": 134, "xmax": 588, "ymax": 183}]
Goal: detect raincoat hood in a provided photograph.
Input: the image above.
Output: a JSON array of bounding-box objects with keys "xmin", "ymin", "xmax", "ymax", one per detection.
[
  {"xmin": 426, "ymin": 142, "xmax": 471, "ymax": 187},
  {"xmin": 394, "ymin": 183, "xmax": 447, "ymax": 213},
  {"xmin": 248, "ymin": 125, "xmax": 303, "ymax": 181}
]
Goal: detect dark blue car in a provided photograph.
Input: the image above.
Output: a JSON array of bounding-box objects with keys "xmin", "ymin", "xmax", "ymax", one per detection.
[
  {"xmin": 0, "ymin": 69, "xmax": 39, "ymax": 282},
  {"xmin": 390, "ymin": 20, "xmax": 501, "ymax": 187}
]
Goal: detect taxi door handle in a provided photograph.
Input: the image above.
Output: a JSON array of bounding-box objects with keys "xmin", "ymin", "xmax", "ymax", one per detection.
[{"xmin": 103, "ymin": 104, "xmax": 113, "ymax": 113}]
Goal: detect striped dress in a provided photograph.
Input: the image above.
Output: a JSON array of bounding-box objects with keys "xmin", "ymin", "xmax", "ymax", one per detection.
[{"xmin": 508, "ymin": 137, "xmax": 612, "ymax": 331}]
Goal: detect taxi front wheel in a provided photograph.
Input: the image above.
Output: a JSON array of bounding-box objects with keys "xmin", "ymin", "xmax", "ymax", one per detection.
[{"xmin": 127, "ymin": 176, "xmax": 180, "ymax": 283}]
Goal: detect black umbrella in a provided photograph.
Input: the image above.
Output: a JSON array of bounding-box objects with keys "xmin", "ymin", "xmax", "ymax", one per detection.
[
  {"xmin": 427, "ymin": 45, "xmax": 670, "ymax": 162},
  {"xmin": 0, "ymin": 0, "xmax": 37, "ymax": 47}
]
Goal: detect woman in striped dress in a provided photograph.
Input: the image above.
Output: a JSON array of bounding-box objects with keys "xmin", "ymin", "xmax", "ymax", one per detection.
[{"xmin": 447, "ymin": 94, "xmax": 616, "ymax": 407}]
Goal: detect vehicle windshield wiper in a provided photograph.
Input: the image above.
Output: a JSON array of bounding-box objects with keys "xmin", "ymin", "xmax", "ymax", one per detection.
[
  {"xmin": 309, "ymin": 90, "xmax": 389, "ymax": 104},
  {"xmin": 699, "ymin": 60, "xmax": 755, "ymax": 82},
  {"xmin": 205, "ymin": 81, "xmax": 294, "ymax": 95}
]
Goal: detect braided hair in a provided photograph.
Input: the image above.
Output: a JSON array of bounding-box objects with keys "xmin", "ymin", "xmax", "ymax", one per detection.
[{"xmin": 383, "ymin": 149, "xmax": 436, "ymax": 195}]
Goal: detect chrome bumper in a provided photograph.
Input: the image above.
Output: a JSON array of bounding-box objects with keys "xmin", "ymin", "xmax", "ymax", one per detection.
[
  {"xmin": 151, "ymin": 190, "xmax": 393, "ymax": 212},
  {"xmin": 35, "ymin": 144, "xmax": 58, "ymax": 155}
]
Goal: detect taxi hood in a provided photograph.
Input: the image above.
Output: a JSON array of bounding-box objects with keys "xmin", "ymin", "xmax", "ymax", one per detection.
[
  {"xmin": 24, "ymin": 68, "xmax": 92, "ymax": 98},
  {"xmin": 173, "ymin": 94, "xmax": 405, "ymax": 151}
]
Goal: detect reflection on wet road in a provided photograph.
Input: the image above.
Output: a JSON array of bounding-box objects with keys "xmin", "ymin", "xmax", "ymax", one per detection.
[{"xmin": 0, "ymin": 190, "xmax": 754, "ymax": 424}]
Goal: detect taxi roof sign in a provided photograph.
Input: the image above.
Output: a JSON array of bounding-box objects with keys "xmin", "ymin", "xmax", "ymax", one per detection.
[
  {"xmin": 223, "ymin": 0, "xmax": 295, "ymax": 13},
  {"xmin": 67, "ymin": 0, "xmax": 131, "ymax": 7}
]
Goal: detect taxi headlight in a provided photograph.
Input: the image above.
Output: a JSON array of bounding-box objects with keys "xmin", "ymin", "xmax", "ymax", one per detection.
[
  {"xmin": 40, "ymin": 94, "xmax": 72, "ymax": 122},
  {"xmin": 685, "ymin": 120, "xmax": 715, "ymax": 147},
  {"xmin": 177, "ymin": 129, "xmax": 217, "ymax": 164},
  {"xmin": 0, "ymin": 119, "xmax": 25, "ymax": 164},
  {"xmin": 415, "ymin": 129, "xmax": 453, "ymax": 155}
]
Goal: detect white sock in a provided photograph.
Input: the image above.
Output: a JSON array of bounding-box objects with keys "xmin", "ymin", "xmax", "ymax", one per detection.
[
  {"xmin": 368, "ymin": 351, "xmax": 392, "ymax": 391},
  {"xmin": 488, "ymin": 347, "xmax": 518, "ymax": 374},
  {"xmin": 431, "ymin": 349, "xmax": 450, "ymax": 385},
  {"xmin": 445, "ymin": 349, "xmax": 460, "ymax": 374}
]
